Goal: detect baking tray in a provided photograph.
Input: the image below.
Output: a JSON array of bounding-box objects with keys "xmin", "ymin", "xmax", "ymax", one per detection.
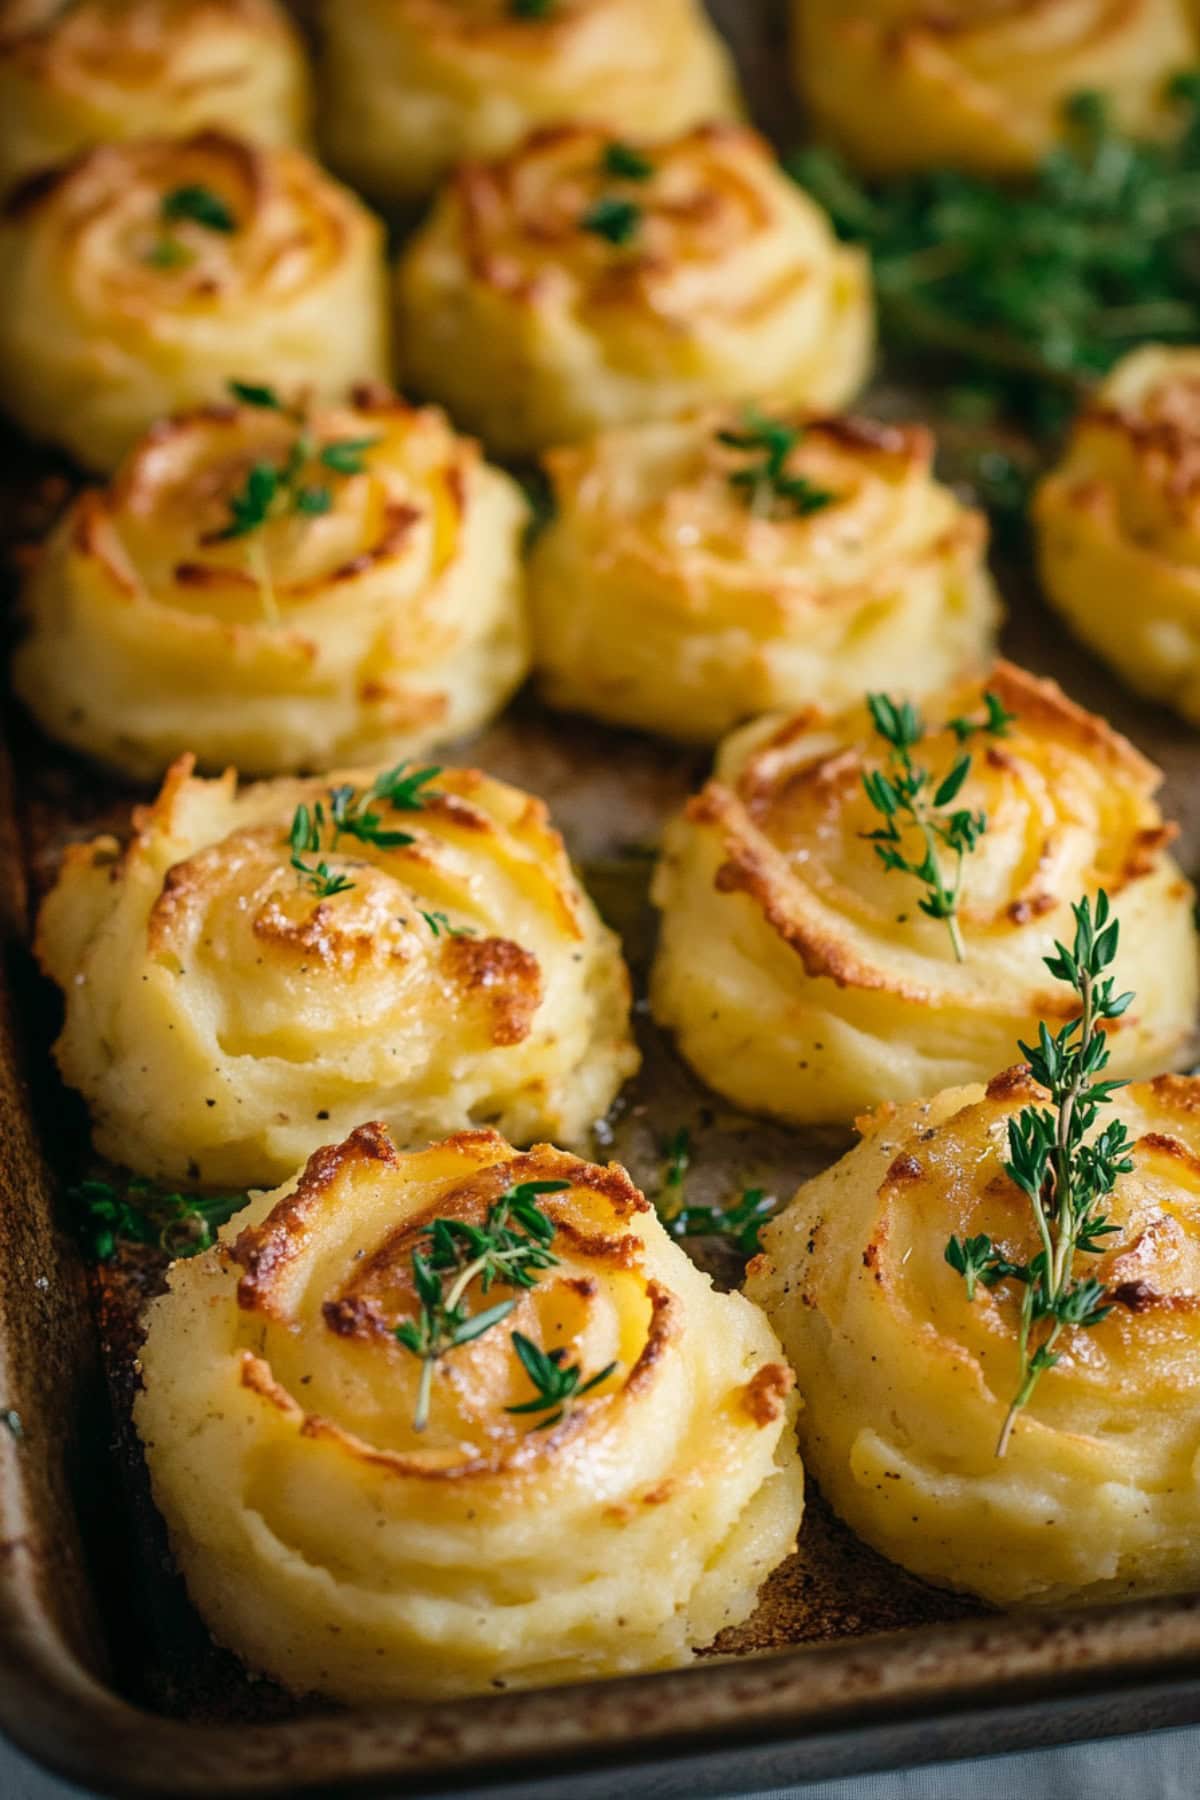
[{"xmin": 4, "ymin": 2, "xmax": 1200, "ymax": 1794}]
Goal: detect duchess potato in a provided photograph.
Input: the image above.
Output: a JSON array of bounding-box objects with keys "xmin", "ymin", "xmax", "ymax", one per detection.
[
  {"xmin": 0, "ymin": 0, "xmax": 310, "ymax": 195},
  {"xmin": 319, "ymin": 0, "xmax": 741, "ymax": 208},
  {"xmin": 528, "ymin": 409, "xmax": 1000, "ymax": 743},
  {"xmin": 394, "ymin": 122, "xmax": 872, "ymax": 459},
  {"xmin": 650, "ymin": 662, "xmax": 1198, "ymax": 1124},
  {"xmin": 36, "ymin": 758, "xmax": 639, "ymax": 1186},
  {"xmin": 746, "ymin": 1070, "xmax": 1200, "ymax": 1606},
  {"xmin": 792, "ymin": 0, "xmax": 1198, "ymax": 177},
  {"xmin": 135, "ymin": 1123, "xmax": 804, "ymax": 1700},
  {"xmin": 0, "ymin": 130, "xmax": 389, "ymax": 471},
  {"xmin": 13, "ymin": 386, "xmax": 530, "ymax": 779},
  {"xmin": 1035, "ymin": 345, "xmax": 1200, "ymax": 725}
]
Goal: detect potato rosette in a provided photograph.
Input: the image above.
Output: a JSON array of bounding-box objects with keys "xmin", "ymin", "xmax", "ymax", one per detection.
[
  {"xmin": 394, "ymin": 123, "xmax": 873, "ymax": 458},
  {"xmin": 35, "ymin": 758, "xmax": 639, "ymax": 1186},
  {"xmin": 0, "ymin": 0, "xmax": 310, "ymax": 196},
  {"xmin": 12, "ymin": 387, "xmax": 530, "ymax": 780},
  {"xmin": 1035, "ymin": 345, "xmax": 1200, "ymax": 725},
  {"xmin": 319, "ymin": 0, "xmax": 741, "ymax": 208},
  {"xmin": 747, "ymin": 1069, "xmax": 1200, "ymax": 1606},
  {"xmin": 134, "ymin": 1123, "xmax": 803, "ymax": 1700},
  {"xmin": 0, "ymin": 131, "xmax": 389, "ymax": 471},
  {"xmin": 528, "ymin": 410, "xmax": 1000, "ymax": 744},
  {"xmin": 792, "ymin": 0, "xmax": 1198, "ymax": 177},
  {"xmin": 650, "ymin": 663, "xmax": 1198, "ymax": 1124}
]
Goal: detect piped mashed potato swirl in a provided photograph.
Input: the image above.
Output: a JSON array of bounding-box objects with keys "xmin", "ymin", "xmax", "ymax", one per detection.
[
  {"xmin": 394, "ymin": 122, "xmax": 873, "ymax": 458},
  {"xmin": 36, "ymin": 758, "xmax": 639, "ymax": 1186},
  {"xmin": 0, "ymin": 129, "xmax": 389, "ymax": 470},
  {"xmin": 1035, "ymin": 345, "xmax": 1200, "ymax": 725},
  {"xmin": 650, "ymin": 662, "xmax": 1198, "ymax": 1124},
  {"xmin": 792, "ymin": 0, "xmax": 1198, "ymax": 177},
  {"xmin": 746, "ymin": 1069, "xmax": 1200, "ymax": 1606},
  {"xmin": 13, "ymin": 386, "xmax": 530, "ymax": 779},
  {"xmin": 135, "ymin": 1123, "xmax": 804, "ymax": 1701},
  {"xmin": 319, "ymin": 0, "xmax": 741, "ymax": 207},
  {"xmin": 0, "ymin": 0, "xmax": 310, "ymax": 196},
  {"xmin": 528, "ymin": 409, "xmax": 1000, "ymax": 743}
]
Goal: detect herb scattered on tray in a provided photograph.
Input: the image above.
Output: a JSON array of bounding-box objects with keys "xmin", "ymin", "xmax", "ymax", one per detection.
[{"xmin": 72, "ymin": 1177, "xmax": 247, "ymax": 1261}]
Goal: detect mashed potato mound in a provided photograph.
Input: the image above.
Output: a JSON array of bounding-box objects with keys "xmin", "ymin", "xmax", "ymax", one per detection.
[
  {"xmin": 0, "ymin": 0, "xmax": 310, "ymax": 196},
  {"xmin": 13, "ymin": 386, "xmax": 530, "ymax": 779},
  {"xmin": 1035, "ymin": 345, "xmax": 1200, "ymax": 725},
  {"xmin": 651, "ymin": 662, "xmax": 1198, "ymax": 1124},
  {"xmin": 395, "ymin": 122, "xmax": 872, "ymax": 458},
  {"xmin": 0, "ymin": 130, "xmax": 389, "ymax": 471},
  {"xmin": 529, "ymin": 409, "xmax": 999, "ymax": 743},
  {"xmin": 135, "ymin": 1123, "xmax": 804, "ymax": 1700},
  {"xmin": 747, "ymin": 1069, "xmax": 1200, "ymax": 1606},
  {"xmin": 320, "ymin": 0, "xmax": 740, "ymax": 207},
  {"xmin": 36, "ymin": 757, "xmax": 639, "ymax": 1185},
  {"xmin": 792, "ymin": 0, "xmax": 1197, "ymax": 177}
]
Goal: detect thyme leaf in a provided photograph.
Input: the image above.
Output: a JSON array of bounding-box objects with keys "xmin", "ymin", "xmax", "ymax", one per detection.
[
  {"xmin": 505, "ymin": 1331, "xmax": 617, "ymax": 1430},
  {"xmin": 717, "ymin": 410, "xmax": 837, "ymax": 518}
]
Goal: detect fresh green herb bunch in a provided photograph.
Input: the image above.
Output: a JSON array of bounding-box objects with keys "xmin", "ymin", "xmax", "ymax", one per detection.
[
  {"xmin": 717, "ymin": 410, "xmax": 837, "ymax": 518},
  {"xmin": 790, "ymin": 79, "xmax": 1200, "ymax": 431},
  {"xmin": 72, "ymin": 1176, "xmax": 246, "ymax": 1261},
  {"xmin": 287, "ymin": 763, "xmax": 442, "ymax": 899},
  {"xmin": 945, "ymin": 890, "xmax": 1133, "ymax": 1455},
  {"xmin": 506, "ymin": 1332, "xmax": 617, "ymax": 1430},
  {"xmin": 395, "ymin": 1179, "xmax": 571, "ymax": 1431},
  {"xmin": 861, "ymin": 688, "xmax": 1015, "ymax": 962}
]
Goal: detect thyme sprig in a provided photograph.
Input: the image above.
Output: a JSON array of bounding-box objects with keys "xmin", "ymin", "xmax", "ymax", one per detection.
[
  {"xmin": 395, "ymin": 1178, "xmax": 571, "ymax": 1430},
  {"xmin": 506, "ymin": 1332, "xmax": 617, "ymax": 1430},
  {"xmin": 205, "ymin": 381, "xmax": 379, "ymax": 619},
  {"xmin": 419, "ymin": 909, "xmax": 476, "ymax": 938},
  {"xmin": 861, "ymin": 690, "xmax": 1012, "ymax": 962},
  {"xmin": 945, "ymin": 891, "xmax": 1133, "ymax": 1455},
  {"xmin": 286, "ymin": 764, "xmax": 442, "ymax": 899},
  {"xmin": 717, "ymin": 411, "xmax": 837, "ymax": 518},
  {"xmin": 789, "ymin": 78, "xmax": 1200, "ymax": 430},
  {"xmin": 657, "ymin": 1127, "xmax": 691, "ymax": 1222},
  {"xmin": 72, "ymin": 1177, "xmax": 246, "ymax": 1261},
  {"xmin": 669, "ymin": 1186, "xmax": 781, "ymax": 1257}
]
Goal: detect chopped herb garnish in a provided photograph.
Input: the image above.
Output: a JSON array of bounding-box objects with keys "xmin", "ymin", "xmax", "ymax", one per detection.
[
  {"xmin": 581, "ymin": 196, "xmax": 642, "ymax": 245},
  {"xmin": 717, "ymin": 410, "xmax": 837, "ymax": 518},
  {"xmin": 603, "ymin": 142, "xmax": 654, "ymax": 182},
  {"xmin": 506, "ymin": 1332, "xmax": 617, "ymax": 1430},
  {"xmin": 160, "ymin": 183, "xmax": 235, "ymax": 234},
  {"xmin": 144, "ymin": 237, "xmax": 191, "ymax": 270},
  {"xmin": 861, "ymin": 690, "xmax": 1012, "ymax": 962},
  {"xmin": 229, "ymin": 379, "xmax": 283, "ymax": 410},
  {"xmin": 395, "ymin": 1178, "xmax": 571, "ymax": 1430},
  {"xmin": 72, "ymin": 1176, "xmax": 246, "ymax": 1261},
  {"xmin": 419, "ymin": 909, "xmax": 476, "ymax": 938},
  {"xmin": 949, "ymin": 689, "xmax": 1018, "ymax": 743},
  {"xmin": 669, "ymin": 1186, "xmax": 781, "ymax": 1257},
  {"xmin": 319, "ymin": 436, "xmax": 381, "ymax": 476},
  {"xmin": 945, "ymin": 891, "xmax": 1133, "ymax": 1455},
  {"xmin": 286, "ymin": 765, "xmax": 443, "ymax": 899}
]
